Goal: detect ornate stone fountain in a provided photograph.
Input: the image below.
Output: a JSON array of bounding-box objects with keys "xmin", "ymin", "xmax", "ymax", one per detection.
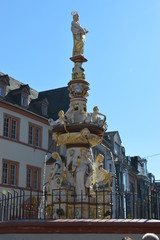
[{"xmin": 46, "ymin": 12, "xmax": 112, "ymax": 219}]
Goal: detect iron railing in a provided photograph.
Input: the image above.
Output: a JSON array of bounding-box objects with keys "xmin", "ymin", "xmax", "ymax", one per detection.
[{"xmin": 0, "ymin": 188, "xmax": 160, "ymax": 221}]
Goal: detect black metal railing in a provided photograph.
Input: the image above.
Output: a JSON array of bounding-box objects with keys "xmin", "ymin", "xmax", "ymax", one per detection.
[{"xmin": 0, "ymin": 188, "xmax": 160, "ymax": 221}]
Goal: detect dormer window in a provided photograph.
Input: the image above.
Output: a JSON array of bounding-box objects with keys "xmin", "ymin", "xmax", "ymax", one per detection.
[
  {"xmin": 0, "ymin": 74, "xmax": 10, "ymax": 97},
  {"xmin": 31, "ymin": 97, "xmax": 49, "ymax": 116},
  {"xmin": 10, "ymin": 84, "xmax": 30, "ymax": 107}
]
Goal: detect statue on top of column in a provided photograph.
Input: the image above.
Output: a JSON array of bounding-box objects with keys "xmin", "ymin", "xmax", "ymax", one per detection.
[{"xmin": 71, "ymin": 11, "xmax": 88, "ymax": 57}]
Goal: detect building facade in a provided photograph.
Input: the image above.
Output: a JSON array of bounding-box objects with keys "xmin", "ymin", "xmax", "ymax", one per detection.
[{"xmin": 0, "ymin": 73, "xmax": 70, "ymax": 196}]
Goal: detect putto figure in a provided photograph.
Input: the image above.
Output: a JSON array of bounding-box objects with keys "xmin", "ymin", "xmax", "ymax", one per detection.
[{"xmin": 71, "ymin": 11, "xmax": 88, "ymax": 56}]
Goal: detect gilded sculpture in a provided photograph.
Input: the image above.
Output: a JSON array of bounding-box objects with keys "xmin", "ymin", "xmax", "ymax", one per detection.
[
  {"xmin": 93, "ymin": 153, "xmax": 112, "ymax": 189},
  {"xmin": 71, "ymin": 11, "xmax": 88, "ymax": 57}
]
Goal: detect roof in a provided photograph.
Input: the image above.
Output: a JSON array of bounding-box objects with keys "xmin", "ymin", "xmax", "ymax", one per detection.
[
  {"xmin": 105, "ymin": 131, "xmax": 122, "ymax": 144},
  {"xmin": 0, "ymin": 72, "xmax": 70, "ymax": 120},
  {"xmin": 39, "ymin": 87, "xmax": 70, "ymax": 120}
]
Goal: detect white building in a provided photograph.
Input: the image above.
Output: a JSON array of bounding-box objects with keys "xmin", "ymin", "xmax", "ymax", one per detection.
[{"xmin": 0, "ymin": 73, "xmax": 70, "ymax": 197}]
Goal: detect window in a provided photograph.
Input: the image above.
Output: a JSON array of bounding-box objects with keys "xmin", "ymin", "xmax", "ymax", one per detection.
[
  {"xmin": 2, "ymin": 159, "xmax": 19, "ymax": 186},
  {"xmin": 26, "ymin": 165, "xmax": 41, "ymax": 190},
  {"xmin": 3, "ymin": 114, "xmax": 19, "ymax": 140},
  {"xmin": 28, "ymin": 123, "xmax": 42, "ymax": 147},
  {"xmin": 114, "ymin": 143, "xmax": 120, "ymax": 155},
  {"xmin": 0, "ymin": 86, "xmax": 5, "ymax": 96},
  {"xmin": 109, "ymin": 163, "xmax": 112, "ymax": 173},
  {"xmin": 21, "ymin": 93, "xmax": 28, "ymax": 107}
]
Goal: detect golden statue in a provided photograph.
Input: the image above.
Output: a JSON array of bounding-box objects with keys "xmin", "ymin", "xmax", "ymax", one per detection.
[
  {"xmin": 71, "ymin": 11, "xmax": 88, "ymax": 56},
  {"xmin": 93, "ymin": 153, "xmax": 111, "ymax": 187}
]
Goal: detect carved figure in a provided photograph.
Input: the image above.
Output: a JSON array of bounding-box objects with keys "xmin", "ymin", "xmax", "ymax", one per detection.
[
  {"xmin": 57, "ymin": 110, "xmax": 67, "ymax": 124},
  {"xmin": 65, "ymin": 103, "xmax": 75, "ymax": 123},
  {"xmin": 48, "ymin": 152, "xmax": 63, "ymax": 191},
  {"xmin": 71, "ymin": 11, "xmax": 88, "ymax": 56},
  {"xmin": 69, "ymin": 84, "xmax": 89, "ymax": 98},
  {"xmin": 91, "ymin": 106, "xmax": 107, "ymax": 130},
  {"xmin": 72, "ymin": 62, "xmax": 85, "ymax": 79},
  {"xmin": 93, "ymin": 153, "xmax": 111, "ymax": 187},
  {"xmin": 72, "ymin": 149, "xmax": 93, "ymax": 199},
  {"xmin": 48, "ymin": 110, "xmax": 67, "ymax": 128}
]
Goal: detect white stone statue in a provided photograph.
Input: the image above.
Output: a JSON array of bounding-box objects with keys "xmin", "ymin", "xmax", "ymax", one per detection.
[
  {"xmin": 91, "ymin": 106, "xmax": 107, "ymax": 130},
  {"xmin": 72, "ymin": 148, "xmax": 93, "ymax": 200},
  {"xmin": 71, "ymin": 11, "xmax": 88, "ymax": 56}
]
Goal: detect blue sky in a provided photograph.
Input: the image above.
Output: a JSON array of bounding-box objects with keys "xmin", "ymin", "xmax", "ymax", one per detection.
[{"xmin": 1, "ymin": 0, "xmax": 160, "ymax": 179}]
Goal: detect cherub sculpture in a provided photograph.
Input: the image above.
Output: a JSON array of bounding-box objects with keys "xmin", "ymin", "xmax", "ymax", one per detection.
[
  {"xmin": 48, "ymin": 110, "xmax": 67, "ymax": 128},
  {"xmin": 91, "ymin": 106, "xmax": 108, "ymax": 130}
]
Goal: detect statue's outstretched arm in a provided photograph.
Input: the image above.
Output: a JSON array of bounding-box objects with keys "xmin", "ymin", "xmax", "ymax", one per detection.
[{"xmin": 98, "ymin": 112, "xmax": 106, "ymax": 122}]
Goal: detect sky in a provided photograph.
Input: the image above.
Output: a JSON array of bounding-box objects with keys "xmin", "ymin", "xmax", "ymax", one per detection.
[{"xmin": 1, "ymin": 0, "xmax": 160, "ymax": 179}]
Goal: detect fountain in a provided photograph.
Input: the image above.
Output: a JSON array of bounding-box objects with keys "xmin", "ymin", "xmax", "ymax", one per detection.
[{"xmin": 45, "ymin": 12, "xmax": 112, "ymax": 219}]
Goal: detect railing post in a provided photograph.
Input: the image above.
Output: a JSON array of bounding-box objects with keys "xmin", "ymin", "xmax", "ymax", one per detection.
[
  {"xmin": 6, "ymin": 193, "xmax": 9, "ymax": 221},
  {"xmin": 51, "ymin": 189, "xmax": 54, "ymax": 219},
  {"xmin": 81, "ymin": 190, "xmax": 83, "ymax": 219},
  {"xmin": 19, "ymin": 189, "xmax": 22, "ymax": 219},
  {"xmin": 88, "ymin": 188, "xmax": 90, "ymax": 219},
  {"xmin": 157, "ymin": 191, "xmax": 160, "ymax": 220},
  {"xmin": 3, "ymin": 193, "xmax": 7, "ymax": 221},
  {"xmin": 103, "ymin": 187, "xmax": 105, "ymax": 219},
  {"xmin": 29, "ymin": 188, "xmax": 32, "ymax": 219},
  {"xmin": 7, "ymin": 191, "xmax": 12, "ymax": 220},
  {"xmin": 111, "ymin": 191, "xmax": 113, "ymax": 219},
  {"xmin": 147, "ymin": 187, "xmax": 150, "ymax": 219},
  {"xmin": 125, "ymin": 191, "xmax": 128, "ymax": 219},
  {"xmin": 66, "ymin": 189, "xmax": 68, "ymax": 219},
  {"xmin": 73, "ymin": 187, "xmax": 76, "ymax": 219},
  {"xmin": 37, "ymin": 190, "xmax": 39, "ymax": 220},
  {"xmin": 132, "ymin": 190, "xmax": 134, "ymax": 219},
  {"xmin": 156, "ymin": 190, "xmax": 158, "ymax": 219},
  {"xmin": 44, "ymin": 187, "xmax": 47, "ymax": 219},
  {"xmin": 13, "ymin": 189, "xmax": 18, "ymax": 219},
  {"xmin": 22, "ymin": 190, "xmax": 25, "ymax": 219},
  {"xmin": 115, "ymin": 191, "xmax": 118, "ymax": 218},
  {"xmin": 58, "ymin": 188, "xmax": 61, "ymax": 219},
  {"xmin": 96, "ymin": 189, "xmax": 98, "ymax": 218}
]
